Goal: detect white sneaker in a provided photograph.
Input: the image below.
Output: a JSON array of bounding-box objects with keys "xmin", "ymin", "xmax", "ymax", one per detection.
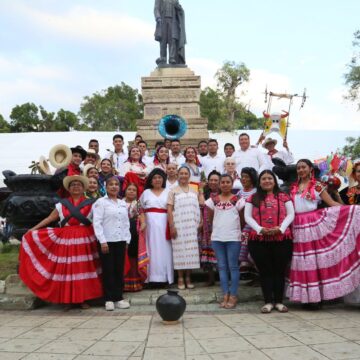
[
  {"xmin": 105, "ymin": 301, "xmax": 115, "ymax": 311},
  {"xmin": 115, "ymin": 300, "xmax": 130, "ymax": 309}
]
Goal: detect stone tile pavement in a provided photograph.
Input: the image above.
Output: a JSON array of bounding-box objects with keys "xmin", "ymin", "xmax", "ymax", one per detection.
[{"xmin": 2, "ymin": 304, "xmax": 360, "ymax": 359}]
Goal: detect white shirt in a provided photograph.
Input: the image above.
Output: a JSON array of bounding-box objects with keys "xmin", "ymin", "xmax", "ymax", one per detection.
[
  {"xmin": 169, "ymin": 153, "xmax": 186, "ymax": 167},
  {"xmin": 293, "ymin": 193, "xmax": 322, "ymax": 213},
  {"xmin": 166, "ymin": 179, "xmax": 179, "ymax": 191},
  {"xmin": 267, "ymin": 150, "xmax": 294, "ymax": 165},
  {"xmin": 120, "ymin": 162, "xmax": 149, "ymax": 177},
  {"xmin": 201, "ymin": 153, "xmax": 225, "ymax": 177},
  {"xmin": 104, "ymin": 150, "xmax": 127, "ymax": 174},
  {"xmin": 244, "ymin": 201, "xmax": 295, "ymax": 235},
  {"xmin": 92, "ymin": 196, "xmax": 131, "ymax": 244},
  {"xmin": 142, "ymin": 155, "xmax": 154, "ymax": 167},
  {"xmin": 205, "ymin": 197, "xmax": 245, "ymax": 242},
  {"xmin": 232, "ymin": 147, "xmax": 272, "ymax": 174}
]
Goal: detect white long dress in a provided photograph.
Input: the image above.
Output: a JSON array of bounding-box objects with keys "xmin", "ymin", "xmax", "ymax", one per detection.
[
  {"xmin": 140, "ymin": 189, "xmax": 174, "ymax": 284},
  {"xmin": 168, "ymin": 186, "xmax": 200, "ymax": 270}
]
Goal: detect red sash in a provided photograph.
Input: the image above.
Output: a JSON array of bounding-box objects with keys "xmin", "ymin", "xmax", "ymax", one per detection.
[{"xmin": 144, "ymin": 208, "xmax": 170, "ymax": 240}]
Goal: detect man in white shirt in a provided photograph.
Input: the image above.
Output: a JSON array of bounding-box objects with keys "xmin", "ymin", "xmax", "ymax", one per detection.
[
  {"xmin": 138, "ymin": 140, "xmax": 153, "ymax": 166},
  {"xmin": 169, "ymin": 139, "xmax": 185, "ymax": 166},
  {"xmin": 198, "ymin": 140, "xmax": 208, "ymax": 157},
  {"xmin": 262, "ymin": 137, "xmax": 294, "ymax": 165},
  {"xmin": 232, "ymin": 133, "xmax": 272, "ymax": 174},
  {"xmin": 104, "ymin": 134, "xmax": 127, "ymax": 174},
  {"xmin": 201, "ymin": 139, "xmax": 225, "ymax": 177}
]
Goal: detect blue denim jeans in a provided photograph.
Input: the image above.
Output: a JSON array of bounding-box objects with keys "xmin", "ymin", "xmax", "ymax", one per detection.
[{"xmin": 212, "ymin": 241, "xmax": 241, "ymax": 296}]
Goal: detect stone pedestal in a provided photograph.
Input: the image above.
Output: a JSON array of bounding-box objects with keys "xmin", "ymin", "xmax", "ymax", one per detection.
[{"xmin": 136, "ymin": 67, "xmax": 209, "ymax": 148}]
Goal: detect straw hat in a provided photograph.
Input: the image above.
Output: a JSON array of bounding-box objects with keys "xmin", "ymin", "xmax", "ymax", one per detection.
[
  {"xmin": 262, "ymin": 137, "xmax": 278, "ymax": 148},
  {"xmin": 83, "ymin": 164, "xmax": 96, "ymax": 177},
  {"xmin": 38, "ymin": 156, "xmax": 51, "ymax": 175},
  {"xmin": 86, "ymin": 148, "xmax": 98, "ymax": 158},
  {"xmin": 49, "ymin": 144, "xmax": 72, "ymax": 169},
  {"xmin": 63, "ymin": 175, "xmax": 89, "ymax": 191}
]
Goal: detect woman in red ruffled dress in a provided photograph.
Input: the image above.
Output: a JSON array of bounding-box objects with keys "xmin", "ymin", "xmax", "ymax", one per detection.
[
  {"xmin": 19, "ymin": 175, "xmax": 103, "ymax": 309},
  {"xmin": 287, "ymin": 159, "xmax": 360, "ymax": 307},
  {"xmin": 121, "ymin": 146, "xmax": 149, "ymax": 197}
]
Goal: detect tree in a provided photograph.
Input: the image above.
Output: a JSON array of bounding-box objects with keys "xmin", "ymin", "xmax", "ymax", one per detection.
[
  {"xmin": 79, "ymin": 82, "xmax": 143, "ymax": 131},
  {"xmin": 54, "ymin": 109, "xmax": 82, "ymax": 131},
  {"xmin": 341, "ymin": 136, "xmax": 360, "ymax": 160},
  {"xmin": 215, "ymin": 61, "xmax": 250, "ymax": 124},
  {"xmin": 344, "ymin": 30, "xmax": 360, "ymax": 109},
  {"xmin": 199, "ymin": 87, "xmax": 227, "ymax": 130},
  {"xmin": 9, "ymin": 103, "xmax": 40, "ymax": 132},
  {"xmin": 38, "ymin": 106, "xmax": 56, "ymax": 131},
  {"xmin": 0, "ymin": 114, "xmax": 10, "ymax": 133}
]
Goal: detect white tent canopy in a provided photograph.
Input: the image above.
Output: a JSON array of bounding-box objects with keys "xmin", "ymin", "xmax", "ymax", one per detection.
[{"xmin": 1, "ymin": 130, "xmax": 359, "ymax": 187}]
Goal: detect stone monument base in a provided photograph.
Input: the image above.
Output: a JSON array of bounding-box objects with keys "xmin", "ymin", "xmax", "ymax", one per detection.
[{"xmin": 136, "ymin": 67, "xmax": 209, "ymax": 149}]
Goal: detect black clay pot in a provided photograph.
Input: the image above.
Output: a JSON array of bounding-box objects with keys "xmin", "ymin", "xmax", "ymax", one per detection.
[
  {"xmin": 1, "ymin": 171, "xmax": 61, "ymax": 240},
  {"xmin": 156, "ymin": 290, "xmax": 186, "ymax": 322}
]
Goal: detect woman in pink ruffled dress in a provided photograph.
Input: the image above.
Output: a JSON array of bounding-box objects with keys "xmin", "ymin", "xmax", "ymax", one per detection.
[{"xmin": 287, "ymin": 159, "xmax": 360, "ymax": 307}]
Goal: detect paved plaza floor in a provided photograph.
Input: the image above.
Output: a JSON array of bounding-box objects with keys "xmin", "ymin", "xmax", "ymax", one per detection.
[{"xmin": 1, "ymin": 303, "xmax": 360, "ymax": 359}]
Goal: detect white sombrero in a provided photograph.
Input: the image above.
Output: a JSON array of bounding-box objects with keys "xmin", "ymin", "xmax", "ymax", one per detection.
[
  {"xmin": 63, "ymin": 175, "xmax": 89, "ymax": 191},
  {"xmin": 83, "ymin": 163, "xmax": 96, "ymax": 177},
  {"xmin": 38, "ymin": 156, "xmax": 51, "ymax": 175},
  {"xmin": 49, "ymin": 144, "xmax": 72, "ymax": 169},
  {"xmin": 262, "ymin": 137, "xmax": 278, "ymax": 148}
]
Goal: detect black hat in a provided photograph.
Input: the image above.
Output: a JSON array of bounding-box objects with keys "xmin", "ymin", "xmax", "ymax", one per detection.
[{"xmin": 70, "ymin": 145, "xmax": 87, "ymax": 160}]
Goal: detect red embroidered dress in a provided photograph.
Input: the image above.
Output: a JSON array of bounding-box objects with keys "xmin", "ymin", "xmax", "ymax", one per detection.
[
  {"xmin": 19, "ymin": 197, "xmax": 103, "ymax": 304},
  {"xmin": 246, "ymin": 193, "xmax": 292, "ymax": 241}
]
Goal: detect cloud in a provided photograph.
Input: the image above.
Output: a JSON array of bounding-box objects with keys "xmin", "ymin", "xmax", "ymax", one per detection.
[
  {"xmin": 14, "ymin": 4, "xmax": 153, "ymax": 47},
  {"xmin": 0, "ymin": 56, "xmax": 70, "ymax": 81},
  {"xmin": 186, "ymin": 58, "xmax": 359, "ymax": 131},
  {"xmin": 241, "ymin": 69, "xmax": 292, "ymax": 114},
  {"xmin": 187, "ymin": 57, "xmax": 220, "ymax": 88},
  {"xmin": 0, "ymin": 55, "xmax": 79, "ymax": 117}
]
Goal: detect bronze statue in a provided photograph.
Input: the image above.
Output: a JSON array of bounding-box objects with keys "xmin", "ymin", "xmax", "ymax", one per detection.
[{"xmin": 154, "ymin": 0, "xmax": 186, "ymax": 66}]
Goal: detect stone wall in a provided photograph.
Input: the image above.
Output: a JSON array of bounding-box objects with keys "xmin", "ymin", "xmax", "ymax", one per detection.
[{"xmin": 136, "ymin": 67, "xmax": 209, "ymax": 148}]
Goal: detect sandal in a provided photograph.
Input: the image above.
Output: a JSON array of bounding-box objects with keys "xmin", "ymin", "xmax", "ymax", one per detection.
[
  {"xmin": 261, "ymin": 303, "xmax": 274, "ymax": 314},
  {"xmin": 274, "ymin": 303, "xmax": 288, "ymax": 313},
  {"xmin": 225, "ymin": 295, "xmax": 237, "ymax": 309},
  {"xmin": 219, "ymin": 294, "xmax": 229, "ymax": 308},
  {"xmin": 177, "ymin": 278, "xmax": 185, "ymax": 290},
  {"xmin": 185, "ymin": 278, "xmax": 195, "ymax": 289}
]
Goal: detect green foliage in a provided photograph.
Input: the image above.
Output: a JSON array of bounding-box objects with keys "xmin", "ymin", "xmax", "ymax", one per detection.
[
  {"xmin": 79, "ymin": 82, "xmax": 143, "ymax": 131},
  {"xmin": 0, "ymin": 114, "xmax": 10, "ymax": 133},
  {"xmin": 0, "ymin": 244, "xmax": 19, "ymax": 280},
  {"xmin": 200, "ymin": 87, "xmax": 227, "ymax": 130},
  {"xmin": 8, "ymin": 103, "xmax": 81, "ymax": 132},
  {"xmin": 54, "ymin": 109, "xmax": 84, "ymax": 131},
  {"xmin": 344, "ymin": 31, "xmax": 360, "ymax": 109},
  {"xmin": 38, "ymin": 106, "xmax": 56, "ymax": 131},
  {"xmin": 341, "ymin": 136, "xmax": 360, "ymax": 160},
  {"xmin": 200, "ymin": 61, "xmax": 262, "ymax": 131},
  {"xmin": 10, "ymin": 103, "xmax": 40, "ymax": 132},
  {"xmin": 216, "ymin": 61, "xmax": 251, "ymax": 124}
]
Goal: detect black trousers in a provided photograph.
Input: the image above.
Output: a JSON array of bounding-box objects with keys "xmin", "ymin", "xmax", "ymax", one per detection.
[
  {"xmin": 248, "ymin": 240, "xmax": 293, "ymax": 304},
  {"xmin": 99, "ymin": 241, "xmax": 126, "ymax": 302}
]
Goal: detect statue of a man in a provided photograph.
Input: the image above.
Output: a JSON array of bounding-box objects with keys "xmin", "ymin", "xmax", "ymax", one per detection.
[{"xmin": 154, "ymin": 0, "xmax": 186, "ymax": 66}]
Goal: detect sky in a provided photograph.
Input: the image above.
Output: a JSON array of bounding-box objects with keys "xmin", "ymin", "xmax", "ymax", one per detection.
[{"xmin": 0, "ymin": 0, "xmax": 360, "ymax": 131}]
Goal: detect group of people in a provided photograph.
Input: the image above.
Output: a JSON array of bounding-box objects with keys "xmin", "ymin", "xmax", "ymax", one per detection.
[{"xmin": 18, "ymin": 132, "xmax": 360, "ymax": 313}]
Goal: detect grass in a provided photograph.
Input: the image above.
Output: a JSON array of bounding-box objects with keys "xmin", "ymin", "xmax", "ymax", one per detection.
[{"xmin": 0, "ymin": 243, "xmax": 19, "ymax": 280}]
